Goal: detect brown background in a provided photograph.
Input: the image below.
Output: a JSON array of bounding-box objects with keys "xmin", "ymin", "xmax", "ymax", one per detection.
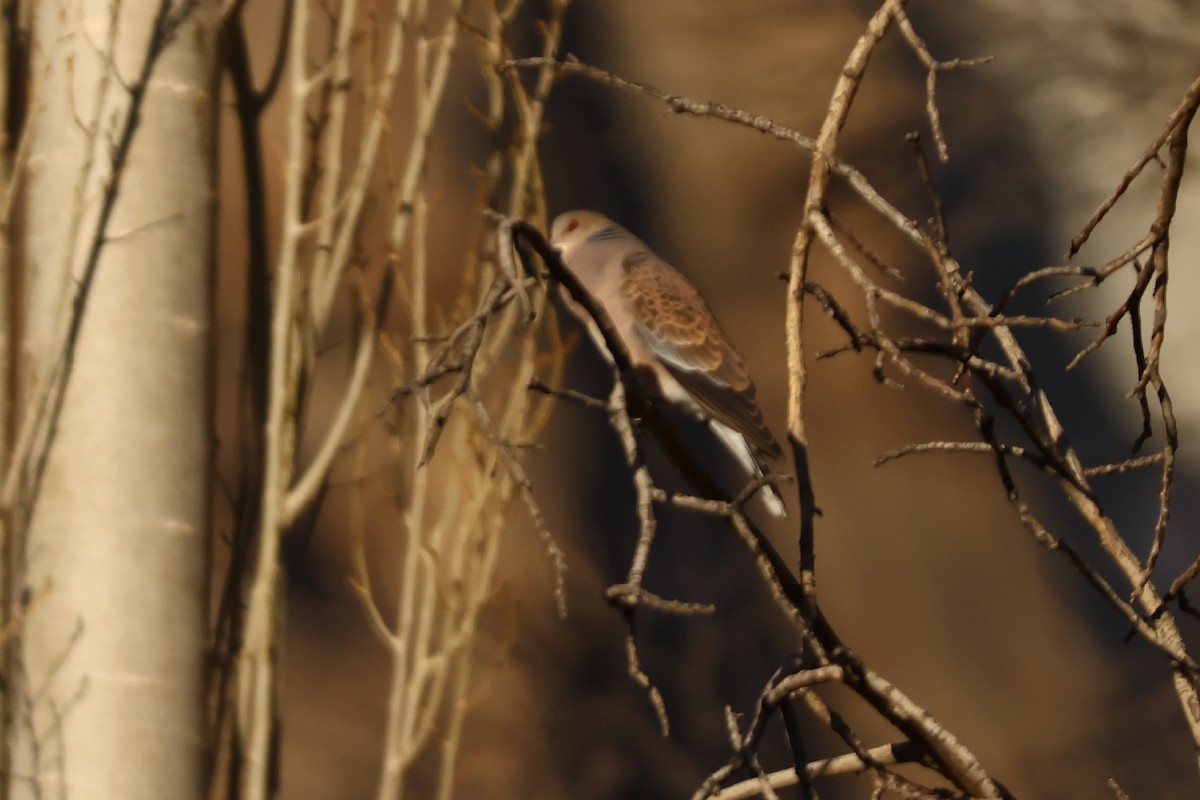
[{"xmin": 216, "ymin": 1, "xmax": 1200, "ymax": 796}]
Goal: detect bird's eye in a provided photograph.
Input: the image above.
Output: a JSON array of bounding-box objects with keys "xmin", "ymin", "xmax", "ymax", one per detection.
[{"xmin": 565, "ymin": 219, "xmax": 579, "ymax": 233}]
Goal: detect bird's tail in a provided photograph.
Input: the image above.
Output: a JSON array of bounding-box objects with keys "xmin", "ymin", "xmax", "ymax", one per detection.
[{"xmin": 710, "ymin": 422, "xmax": 788, "ymax": 518}]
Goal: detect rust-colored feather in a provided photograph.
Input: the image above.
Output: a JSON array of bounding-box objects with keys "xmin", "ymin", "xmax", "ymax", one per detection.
[{"xmin": 621, "ymin": 251, "xmax": 782, "ymax": 460}]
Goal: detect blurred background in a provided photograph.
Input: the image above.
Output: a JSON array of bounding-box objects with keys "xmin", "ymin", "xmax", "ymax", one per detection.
[{"xmin": 217, "ymin": 1, "xmax": 1200, "ymax": 796}]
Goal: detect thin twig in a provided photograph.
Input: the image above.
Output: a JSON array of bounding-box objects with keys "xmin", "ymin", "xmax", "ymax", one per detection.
[
  {"xmin": 893, "ymin": 6, "xmax": 992, "ymax": 161},
  {"xmin": 1068, "ymin": 72, "xmax": 1200, "ymax": 257}
]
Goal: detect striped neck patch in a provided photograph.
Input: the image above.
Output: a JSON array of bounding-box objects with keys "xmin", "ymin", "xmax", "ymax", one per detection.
[{"xmin": 587, "ymin": 225, "xmax": 625, "ymax": 243}]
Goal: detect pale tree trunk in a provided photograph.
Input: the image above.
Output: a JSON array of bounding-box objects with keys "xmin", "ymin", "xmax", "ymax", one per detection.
[{"xmin": 9, "ymin": 1, "xmax": 217, "ymax": 797}]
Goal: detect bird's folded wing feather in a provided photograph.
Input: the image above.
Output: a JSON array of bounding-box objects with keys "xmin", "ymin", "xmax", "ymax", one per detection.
[{"xmin": 621, "ymin": 251, "xmax": 783, "ymax": 460}]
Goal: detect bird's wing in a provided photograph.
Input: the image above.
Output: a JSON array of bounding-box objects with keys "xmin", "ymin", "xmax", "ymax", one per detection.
[{"xmin": 621, "ymin": 251, "xmax": 782, "ymax": 460}]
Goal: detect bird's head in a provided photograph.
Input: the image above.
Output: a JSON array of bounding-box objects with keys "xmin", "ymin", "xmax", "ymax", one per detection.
[{"xmin": 549, "ymin": 210, "xmax": 618, "ymax": 260}]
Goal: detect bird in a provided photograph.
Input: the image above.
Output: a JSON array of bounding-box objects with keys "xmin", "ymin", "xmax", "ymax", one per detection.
[{"xmin": 548, "ymin": 209, "xmax": 787, "ymax": 517}]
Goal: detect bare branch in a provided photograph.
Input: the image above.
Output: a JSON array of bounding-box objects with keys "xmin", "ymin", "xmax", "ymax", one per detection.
[
  {"xmin": 894, "ymin": 6, "xmax": 993, "ymax": 161},
  {"xmin": 1069, "ymin": 72, "xmax": 1200, "ymax": 257}
]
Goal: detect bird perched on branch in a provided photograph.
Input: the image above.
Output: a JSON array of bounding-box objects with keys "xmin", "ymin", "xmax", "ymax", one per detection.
[{"xmin": 549, "ymin": 209, "xmax": 787, "ymax": 517}]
